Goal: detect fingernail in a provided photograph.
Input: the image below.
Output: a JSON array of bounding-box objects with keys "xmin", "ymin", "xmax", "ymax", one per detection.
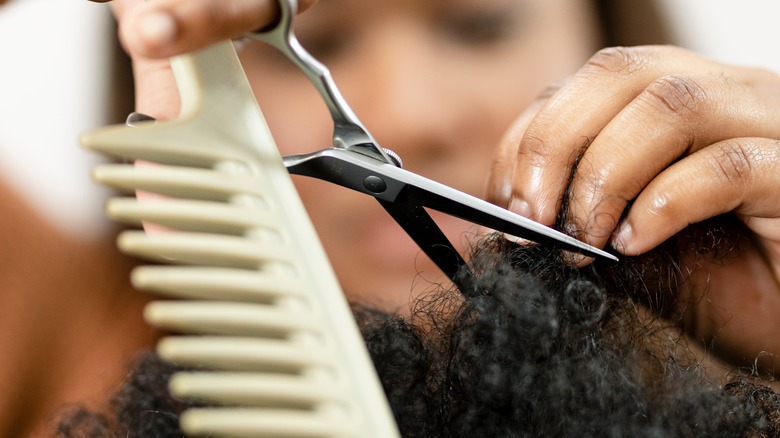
[
  {"xmin": 138, "ymin": 11, "xmax": 177, "ymax": 49},
  {"xmin": 611, "ymin": 221, "xmax": 632, "ymax": 252},
  {"xmin": 504, "ymin": 198, "xmax": 534, "ymax": 244},
  {"xmin": 502, "ymin": 232, "xmax": 532, "ymax": 246},
  {"xmin": 508, "ymin": 198, "xmax": 532, "ymax": 218},
  {"xmin": 496, "ymin": 178, "xmax": 512, "ymax": 206}
]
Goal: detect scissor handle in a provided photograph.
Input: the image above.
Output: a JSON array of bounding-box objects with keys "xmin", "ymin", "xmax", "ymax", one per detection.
[{"xmin": 247, "ymin": 0, "xmax": 396, "ymax": 165}]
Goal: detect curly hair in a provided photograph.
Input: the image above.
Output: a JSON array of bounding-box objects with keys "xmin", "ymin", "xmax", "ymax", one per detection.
[
  {"xmin": 56, "ymin": 215, "xmax": 780, "ymax": 438},
  {"xmin": 357, "ymin": 230, "xmax": 779, "ymax": 437}
]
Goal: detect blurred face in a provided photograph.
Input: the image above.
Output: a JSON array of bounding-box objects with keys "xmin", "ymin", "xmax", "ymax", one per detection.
[{"xmin": 239, "ymin": 0, "xmax": 599, "ymax": 310}]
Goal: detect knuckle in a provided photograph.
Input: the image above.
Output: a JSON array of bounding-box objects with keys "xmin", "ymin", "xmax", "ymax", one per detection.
[
  {"xmin": 575, "ymin": 159, "xmax": 611, "ymax": 198},
  {"xmin": 572, "ymin": 159, "xmax": 624, "ymax": 208},
  {"xmin": 641, "ymin": 75, "xmax": 708, "ymax": 116},
  {"xmin": 487, "ymin": 155, "xmax": 514, "ymax": 185},
  {"xmin": 205, "ymin": 0, "xmax": 226, "ymax": 23},
  {"xmin": 518, "ymin": 129, "xmax": 592, "ymax": 169},
  {"xmin": 535, "ymin": 80, "xmax": 567, "ymax": 100},
  {"xmin": 707, "ymin": 140, "xmax": 757, "ymax": 185},
  {"xmin": 582, "ymin": 46, "xmax": 649, "ymax": 75},
  {"xmin": 517, "ymin": 133, "xmax": 554, "ymax": 167},
  {"xmin": 198, "ymin": 1, "xmax": 231, "ymax": 32},
  {"xmin": 204, "ymin": 0, "xmax": 249, "ymax": 33}
]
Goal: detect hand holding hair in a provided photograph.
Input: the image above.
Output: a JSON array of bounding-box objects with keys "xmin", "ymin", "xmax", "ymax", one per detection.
[
  {"xmin": 487, "ymin": 46, "xmax": 780, "ymax": 264},
  {"xmin": 486, "ymin": 45, "xmax": 780, "ymax": 364}
]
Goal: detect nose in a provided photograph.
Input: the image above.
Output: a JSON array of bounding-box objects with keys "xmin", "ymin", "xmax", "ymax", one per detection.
[{"xmin": 337, "ymin": 20, "xmax": 464, "ymax": 171}]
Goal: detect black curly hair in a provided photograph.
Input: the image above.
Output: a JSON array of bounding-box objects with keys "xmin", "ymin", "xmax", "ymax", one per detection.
[{"xmin": 56, "ymin": 213, "xmax": 780, "ymax": 437}]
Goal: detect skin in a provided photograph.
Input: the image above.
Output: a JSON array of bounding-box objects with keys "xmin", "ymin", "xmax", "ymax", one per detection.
[
  {"xmin": 110, "ymin": 0, "xmax": 599, "ymax": 308},
  {"xmin": 485, "ymin": 45, "xmax": 780, "ymax": 368},
  {"xmin": 106, "ymin": 0, "xmax": 780, "ymax": 370},
  {"xmin": 0, "ymin": 175, "xmax": 155, "ymax": 436}
]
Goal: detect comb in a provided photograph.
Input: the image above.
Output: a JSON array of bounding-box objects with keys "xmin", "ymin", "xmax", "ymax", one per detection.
[{"xmin": 83, "ymin": 41, "xmax": 400, "ymax": 437}]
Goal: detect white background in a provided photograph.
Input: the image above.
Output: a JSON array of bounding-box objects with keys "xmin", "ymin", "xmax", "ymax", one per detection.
[{"xmin": 657, "ymin": 0, "xmax": 780, "ymax": 72}]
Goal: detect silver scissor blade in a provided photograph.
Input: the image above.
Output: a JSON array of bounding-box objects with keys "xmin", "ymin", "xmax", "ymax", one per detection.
[
  {"xmin": 284, "ymin": 148, "xmax": 618, "ymax": 262},
  {"xmin": 408, "ymin": 185, "xmax": 618, "ymax": 262}
]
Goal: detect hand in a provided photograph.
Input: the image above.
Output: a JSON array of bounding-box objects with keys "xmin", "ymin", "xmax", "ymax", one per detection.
[
  {"xmin": 97, "ymin": 0, "xmax": 317, "ymax": 120},
  {"xmin": 487, "ymin": 45, "xmax": 780, "ymax": 264},
  {"xmin": 486, "ymin": 45, "xmax": 780, "ymax": 366},
  {"xmin": 96, "ymin": 0, "xmax": 316, "ymax": 59}
]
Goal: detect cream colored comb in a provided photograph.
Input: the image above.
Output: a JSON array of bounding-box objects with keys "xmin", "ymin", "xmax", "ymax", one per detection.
[{"xmin": 82, "ymin": 40, "xmax": 400, "ymax": 437}]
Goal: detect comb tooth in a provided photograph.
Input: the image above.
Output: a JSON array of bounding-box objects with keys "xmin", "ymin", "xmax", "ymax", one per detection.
[
  {"xmin": 179, "ymin": 408, "xmax": 360, "ymax": 438},
  {"xmin": 144, "ymin": 301, "xmax": 320, "ymax": 337},
  {"xmin": 157, "ymin": 337, "xmax": 336, "ymax": 372},
  {"xmin": 118, "ymin": 231, "xmax": 295, "ymax": 270},
  {"xmin": 82, "ymin": 121, "xmax": 248, "ymax": 167},
  {"xmin": 85, "ymin": 38, "xmax": 401, "ymax": 437},
  {"xmin": 94, "ymin": 164, "xmax": 268, "ymax": 201},
  {"xmin": 107, "ymin": 198, "xmax": 279, "ymax": 236},
  {"xmin": 169, "ymin": 372, "xmax": 344, "ymax": 408},
  {"xmin": 130, "ymin": 266, "xmax": 308, "ymax": 302}
]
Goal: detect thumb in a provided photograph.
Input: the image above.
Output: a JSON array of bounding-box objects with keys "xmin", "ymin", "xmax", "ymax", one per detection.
[
  {"xmin": 112, "ymin": 0, "xmax": 317, "ymax": 59},
  {"xmin": 93, "ymin": 0, "xmax": 181, "ymax": 120}
]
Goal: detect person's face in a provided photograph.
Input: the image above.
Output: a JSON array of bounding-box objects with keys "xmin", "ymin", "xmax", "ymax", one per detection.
[{"xmin": 239, "ymin": 0, "xmax": 600, "ymax": 310}]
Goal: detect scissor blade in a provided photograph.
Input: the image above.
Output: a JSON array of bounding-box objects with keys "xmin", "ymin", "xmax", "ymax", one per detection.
[
  {"xmin": 284, "ymin": 148, "xmax": 618, "ymax": 262},
  {"xmin": 378, "ymin": 196, "xmax": 466, "ymax": 283},
  {"xmin": 408, "ymin": 185, "xmax": 617, "ymax": 261}
]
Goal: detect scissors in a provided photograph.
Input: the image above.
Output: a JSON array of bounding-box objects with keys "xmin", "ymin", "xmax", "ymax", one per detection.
[{"xmin": 250, "ymin": 0, "xmax": 618, "ymax": 288}]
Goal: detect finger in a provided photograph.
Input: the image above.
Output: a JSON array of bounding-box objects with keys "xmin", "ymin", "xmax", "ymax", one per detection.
[
  {"xmin": 611, "ymin": 137, "xmax": 780, "ymax": 255},
  {"xmin": 105, "ymin": 1, "xmax": 178, "ymax": 120},
  {"xmin": 509, "ymin": 46, "xmax": 710, "ymax": 226},
  {"xmin": 116, "ymin": 0, "xmax": 317, "ymax": 59},
  {"xmin": 485, "ymin": 97, "xmax": 547, "ymax": 209},
  {"xmin": 132, "ymin": 57, "xmax": 180, "ymax": 121},
  {"xmin": 567, "ymin": 71, "xmax": 780, "ymax": 249}
]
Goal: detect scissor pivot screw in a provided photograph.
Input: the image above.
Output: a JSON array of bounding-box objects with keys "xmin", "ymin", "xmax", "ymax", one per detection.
[{"xmin": 363, "ymin": 175, "xmax": 387, "ymax": 194}]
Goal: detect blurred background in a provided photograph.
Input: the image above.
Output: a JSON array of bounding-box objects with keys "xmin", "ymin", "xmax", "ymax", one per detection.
[
  {"xmin": 0, "ymin": 0, "xmax": 778, "ymax": 242},
  {"xmin": 657, "ymin": 0, "xmax": 780, "ymax": 72}
]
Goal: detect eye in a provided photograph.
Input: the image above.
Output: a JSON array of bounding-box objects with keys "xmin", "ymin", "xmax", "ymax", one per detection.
[
  {"xmin": 296, "ymin": 27, "xmax": 352, "ymax": 61},
  {"xmin": 440, "ymin": 7, "xmax": 528, "ymax": 46}
]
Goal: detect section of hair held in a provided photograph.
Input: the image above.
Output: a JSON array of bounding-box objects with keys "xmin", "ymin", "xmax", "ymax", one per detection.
[
  {"xmin": 357, "ymin": 218, "xmax": 779, "ymax": 437},
  {"xmin": 57, "ymin": 217, "xmax": 779, "ymax": 438}
]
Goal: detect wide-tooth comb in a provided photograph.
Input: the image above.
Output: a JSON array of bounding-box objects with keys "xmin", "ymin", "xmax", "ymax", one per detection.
[{"xmin": 82, "ymin": 41, "xmax": 400, "ymax": 437}]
